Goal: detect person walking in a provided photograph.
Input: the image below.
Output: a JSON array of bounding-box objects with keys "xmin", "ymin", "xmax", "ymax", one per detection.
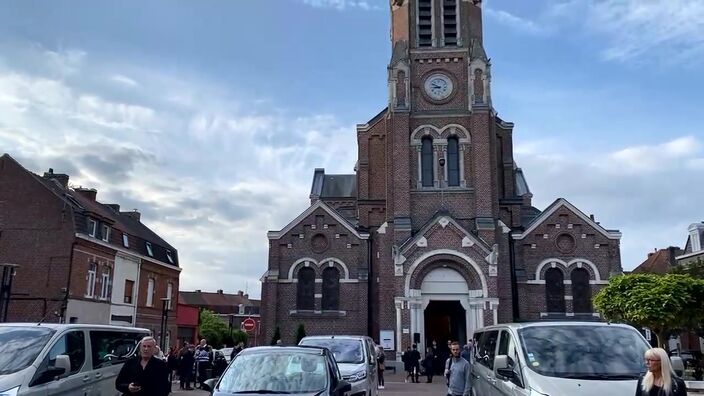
[
  {"xmin": 178, "ymin": 342, "xmax": 195, "ymax": 390},
  {"xmin": 402, "ymin": 347, "xmax": 414, "ymax": 383},
  {"xmin": 166, "ymin": 347, "xmax": 178, "ymax": 388},
  {"xmin": 230, "ymin": 341, "xmax": 245, "ymax": 361},
  {"xmin": 195, "ymin": 339, "xmax": 212, "ymax": 389},
  {"xmin": 445, "ymin": 341, "xmax": 471, "ymax": 396},
  {"xmin": 410, "ymin": 344, "xmax": 422, "ymax": 383},
  {"xmin": 422, "ymin": 346, "xmax": 435, "ymax": 383},
  {"xmin": 115, "ymin": 336, "xmax": 170, "ymax": 396},
  {"xmin": 635, "ymin": 347, "xmax": 686, "ymax": 396},
  {"xmin": 376, "ymin": 346, "xmax": 385, "ymax": 390}
]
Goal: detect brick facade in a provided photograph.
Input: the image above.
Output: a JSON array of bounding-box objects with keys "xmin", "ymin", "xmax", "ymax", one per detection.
[{"xmin": 261, "ymin": 0, "xmax": 622, "ymax": 361}]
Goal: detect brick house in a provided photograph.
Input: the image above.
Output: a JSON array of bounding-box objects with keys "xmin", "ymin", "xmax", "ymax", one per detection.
[
  {"xmin": 261, "ymin": 0, "xmax": 624, "ymax": 359},
  {"xmin": 179, "ymin": 289, "xmax": 261, "ymax": 345},
  {"xmin": 677, "ymin": 223, "xmax": 704, "ymax": 267},
  {"xmin": 0, "ymin": 154, "xmax": 180, "ymax": 349}
]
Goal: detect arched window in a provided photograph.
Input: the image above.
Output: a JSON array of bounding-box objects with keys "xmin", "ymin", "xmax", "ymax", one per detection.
[
  {"xmin": 571, "ymin": 268, "xmax": 592, "ymax": 313},
  {"xmin": 545, "ymin": 268, "xmax": 565, "ymax": 314},
  {"xmin": 296, "ymin": 267, "xmax": 315, "ymax": 311},
  {"xmin": 321, "ymin": 267, "xmax": 340, "ymax": 311},
  {"xmin": 421, "ymin": 137, "xmax": 434, "ymax": 187},
  {"xmin": 447, "ymin": 136, "xmax": 460, "ymax": 187}
]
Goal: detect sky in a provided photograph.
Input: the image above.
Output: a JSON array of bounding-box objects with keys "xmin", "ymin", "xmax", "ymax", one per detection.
[{"xmin": 0, "ymin": 0, "xmax": 702, "ymax": 299}]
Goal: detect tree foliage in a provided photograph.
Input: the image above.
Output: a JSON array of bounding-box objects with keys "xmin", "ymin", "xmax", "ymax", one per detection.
[
  {"xmin": 593, "ymin": 274, "xmax": 704, "ymax": 347},
  {"xmin": 295, "ymin": 323, "xmax": 307, "ymax": 344},
  {"xmin": 199, "ymin": 309, "xmax": 230, "ymax": 349}
]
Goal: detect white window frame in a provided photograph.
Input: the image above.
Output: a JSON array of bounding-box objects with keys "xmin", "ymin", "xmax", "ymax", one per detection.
[
  {"xmin": 101, "ymin": 224, "xmax": 110, "ymax": 242},
  {"xmin": 122, "ymin": 233, "xmax": 129, "ymax": 248},
  {"xmin": 86, "ymin": 263, "xmax": 97, "ymax": 297},
  {"xmin": 100, "ymin": 269, "xmax": 111, "ymax": 300},
  {"xmin": 146, "ymin": 278, "xmax": 155, "ymax": 307},
  {"xmin": 166, "ymin": 282, "xmax": 173, "ymax": 310},
  {"xmin": 166, "ymin": 250, "xmax": 174, "ymax": 264},
  {"xmin": 146, "ymin": 242, "xmax": 154, "ymax": 257},
  {"xmin": 88, "ymin": 219, "xmax": 97, "ymax": 237}
]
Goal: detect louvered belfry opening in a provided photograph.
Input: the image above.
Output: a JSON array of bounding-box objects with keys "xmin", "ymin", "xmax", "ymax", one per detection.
[
  {"xmin": 443, "ymin": 0, "xmax": 457, "ymax": 46},
  {"xmin": 418, "ymin": 0, "xmax": 433, "ymax": 47}
]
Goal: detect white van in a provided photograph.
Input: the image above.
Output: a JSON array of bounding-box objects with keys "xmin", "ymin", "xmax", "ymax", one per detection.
[
  {"xmin": 471, "ymin": 321, "xmax": 651, "ymax": 396},
  {"xmin": 299, "ymin": 335, "xmax": 378, "ymax": 396},
  {"xmin": 0, "ymin": 323, "xmax": 150, "ymax": 396}
]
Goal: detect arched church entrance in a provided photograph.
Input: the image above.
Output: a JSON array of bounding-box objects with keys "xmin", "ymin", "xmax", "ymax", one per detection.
[{"xmin": 421, "ymin": 268, "xmax": 468, "ymax": 350}]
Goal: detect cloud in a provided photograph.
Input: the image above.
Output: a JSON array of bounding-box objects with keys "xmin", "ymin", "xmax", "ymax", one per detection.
[
  {"xmin": 547, "ymin": 0, "xmax": 704, "ymax": 64},
  {"xmin": 515, "ymin": 135, "xmax": 704, "ymax": 270},
  {"xmin": 0, "ymin": 43, "xmax": 359, "ymax": 298},
  {"xmin": 484, "ymin": 7, "xmax": 548, "ymax": 35},
  {"xmin": 300, "ymin": 0, "xmax": 383, "ymax": 11}
]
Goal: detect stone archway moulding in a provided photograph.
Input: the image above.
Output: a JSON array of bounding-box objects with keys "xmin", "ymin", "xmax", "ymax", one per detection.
[
  {"xmin": 287, "ymin": 257, "xmax": 351, "ymax": 280},
  {"xmin": 405, "ymin": 249, "xmax": 488, "ymax": 298},
  {"xmin": 533, "ymin": 258, "xmax": 602, "ymax": 282}
]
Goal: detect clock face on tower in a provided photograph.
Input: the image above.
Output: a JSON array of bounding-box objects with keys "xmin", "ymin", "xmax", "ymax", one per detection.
[{"xmin": 424, "ymin": 73, "xmax": 453, "ymax": 101}]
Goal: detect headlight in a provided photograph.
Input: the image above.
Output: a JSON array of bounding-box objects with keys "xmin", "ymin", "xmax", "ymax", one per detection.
[
  {"xmin": 0, "ymin": 386, "xmax": 20, "ymax": 396},
  {"xmin": 350, "ymin": 370, "xmax": 367, "ymax": 381}
]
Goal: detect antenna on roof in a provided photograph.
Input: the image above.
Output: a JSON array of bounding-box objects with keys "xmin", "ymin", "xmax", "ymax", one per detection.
[{"xmin": 245, "ymin": 281, "xmax": 248, "ymax": 294}]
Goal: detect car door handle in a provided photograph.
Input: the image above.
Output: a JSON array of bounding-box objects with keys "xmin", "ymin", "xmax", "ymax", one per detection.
[
  {"xmin": 95, "ymin": 373, "xmax": 102, "ymax": 379},
  {"xmin": 82, "ymin": 375, "xmax": 90, "ymax": 382}
]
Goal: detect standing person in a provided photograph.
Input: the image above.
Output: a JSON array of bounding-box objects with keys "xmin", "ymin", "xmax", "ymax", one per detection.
[
  {"xmin": 167, "ymin": 347, "xmax": 178, "ymax": 386},
  {"xmin": 178, "ymin": 342, "xmax": 195, "ymax": 390},
  {"xmin": 460, "ymin": 340, "xmax": 473, "ymax": 362},
  {"xmin": 195, "ymin": 339, "xmax": 212, "ymax": 389},
  {"xmin": 376, "ymin": 346, "xmax": 385, "ymax": 390},
  {"xmin": 115, "ymin": 336, "xmax": 170, "ymax": 396},
  {"xmin": 402, "ymin": 347, "xmax": 413, "ymax": 383},
  {"xmin": 444, "ymin": 342, "xmax": 471, "ymax": 396},
  {"xmin": 635, "ymin": 347, "xmax": 686, "ymax": 396},
  {"xmin": 431, "ymin": 340, "xmax": 441, "ymax": 375},
  {"xmin": 422, "ymin": 346, "xmax": 435, "ymax": 383},
  {"xmin": 230, "ymin": 341, "xmax": 245, "ymax": 361},
  {"xmin": 410, "ymin": 344, "xmax": 422, "ymax": 383}
]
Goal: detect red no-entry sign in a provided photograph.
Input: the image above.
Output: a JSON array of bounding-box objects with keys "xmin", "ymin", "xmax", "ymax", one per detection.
[{"xmin": 242, "ymin": 318, "xmax": 256, "ymax": 333}]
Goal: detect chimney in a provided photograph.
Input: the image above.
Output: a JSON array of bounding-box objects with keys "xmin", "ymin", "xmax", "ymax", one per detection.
[
  {"xmin": 122, "ymin": 210, "xmax": 141, "ymax": 222},
  {"xmin": 243, "ymin": 293, "xmax": 249, "ymax": 299},
  {"xmin": 237, "ymin": 290, "xmax": 244, "ymax": 296},
  {"xmin": 43, "ymin": 168, "xmax": 69, "ymax": 188},
  {"xmin": 74, "ymin": 187, "xmax": 97, "ymax": 201},
  {"xmin": 106, "ymin": 204, "xmax": 121, "ymax": 212},
  {"xmin": 195, "ymin": 289, "xmax": 201, "ymax": 293},
  {"xmin": 589, "ymin": 214, "xmax": 595, "ymax": 221},
  {"xmin": 217, "ymin": 289, "xmax": 223, "ymax": 294}
]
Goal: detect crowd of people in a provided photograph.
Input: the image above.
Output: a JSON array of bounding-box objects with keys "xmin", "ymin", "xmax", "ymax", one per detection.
[{"xmin": 399, "ymin": 339, "xmax": 475, "ymax": 384}]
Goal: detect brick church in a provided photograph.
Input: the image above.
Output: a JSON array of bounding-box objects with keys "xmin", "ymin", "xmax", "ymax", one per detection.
[{"xmin": 261, "ymin": 0, "xmax": 623, "ymax": 357}]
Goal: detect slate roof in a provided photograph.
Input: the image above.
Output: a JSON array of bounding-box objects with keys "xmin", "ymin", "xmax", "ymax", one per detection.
[
  {"xmin": 310, "ymin": 169, "xmax": 357, "ymax": 199},
  {"xmin": 179, "ymin": 290, "xmax": 260, "ymax": 315}
]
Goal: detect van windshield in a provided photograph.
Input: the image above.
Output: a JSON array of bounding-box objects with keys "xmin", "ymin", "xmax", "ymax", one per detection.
[
  {"xmin": 0, "ymin": 327, "xmax": 56, "ymax": 375},
  {"xmin": 518, "ymin": 325, "xmax": 649, "ymax": 379},
  {"xmin": 299, "ymin": 339, "xmax": 364, "ymax": 364}
]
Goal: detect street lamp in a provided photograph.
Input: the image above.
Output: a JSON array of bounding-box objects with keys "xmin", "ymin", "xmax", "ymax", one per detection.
[
  {"xmin": 0, "ymin": 263, "xmax": 18, "ymax": 323},
  {"xmin": 160, "ymin": 298, "xmax": 171, "ymax": 351}
]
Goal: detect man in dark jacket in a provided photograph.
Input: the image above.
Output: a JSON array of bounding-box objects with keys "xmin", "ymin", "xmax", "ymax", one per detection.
[
  {"xmin": 230, "ymin": 341, "xmax": 244, "ymax": 361},
  {"xmin": 410, "ymin": 344, "xmax": 422, "ymax": 383},
  {"xmin": 178, "ymin": 342, "xmax": 195, "ymax": 390},
  {"xmin": 115, "ymin": 336, "xmax": 170, "ymax": 396}
]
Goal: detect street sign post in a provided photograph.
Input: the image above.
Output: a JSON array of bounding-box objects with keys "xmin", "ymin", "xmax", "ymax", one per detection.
[{"xmin": 242, "ymin": 318, "xmax": 256, "ymax": 333}]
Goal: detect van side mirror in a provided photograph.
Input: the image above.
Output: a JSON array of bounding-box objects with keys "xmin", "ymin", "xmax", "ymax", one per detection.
[
  {"xmin": 670, "ymin": 356, "xmax": 685, "ymax": 378},
  {"xmin": 494, "ymin": 355, "xmax": 514, "ymax": 378},
  {"xmin": 52, "ymin": 355, "xmax": 71, "ymax": 378}
]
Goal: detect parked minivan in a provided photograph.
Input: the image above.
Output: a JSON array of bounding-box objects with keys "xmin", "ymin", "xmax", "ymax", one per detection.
[
  {"xmin": 0, "ymin": 323, "xmax": 150, "ymax": 396},
  {"xmin": 471, "ymin": 321, "xmax": 651, "ymax": 396},
  {"xmin": 299, "ymin": 336, "xmax": 378, "ymax": 396}
]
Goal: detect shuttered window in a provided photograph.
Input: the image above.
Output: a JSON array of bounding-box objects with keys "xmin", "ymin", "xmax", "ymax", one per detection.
[
  {"xmin": 418, "ymin": 0, "xmax": 433, "ymax": 47},
  {"xmin": 443, "ymin": 0, "xmax": 457, "ymax": 46}
]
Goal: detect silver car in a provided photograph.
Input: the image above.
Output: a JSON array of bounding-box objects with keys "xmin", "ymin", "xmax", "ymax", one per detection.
[
  {"xmin": 471, "ymin": 321, "xmax": 651, "ymax": 396},
  {"xmin": 299, "ymin": 336, "xmax": 378, "ymax": 396}
]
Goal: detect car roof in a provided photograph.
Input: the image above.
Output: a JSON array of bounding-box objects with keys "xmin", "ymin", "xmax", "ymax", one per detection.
[
  {"xmin": 239, "ymin": 346, "xmax": 328, "ymax": 356},
  {"xmin": 0, "ymin": 323, "xmax": 150, "ymax": 332},
  {"xmin": 474, "ymin": 321, "xmax": 636, "ymax": 332},
  {"xmin": 300, "ymin": 335, "xmax": 369, "ymax": 341}
]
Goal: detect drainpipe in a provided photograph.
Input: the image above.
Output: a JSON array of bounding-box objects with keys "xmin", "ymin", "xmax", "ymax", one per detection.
[
  {"xmin": 63, "ymin": 241, "xmax": 77, "ymax": 323},
  {"xmin": 134, "ymin": 259, "xmax": 142, "ymax": 327},
  {"xmin": 508, "ymin": 236, "xmax": 520, "ymax": 321},
  {"xmin": 367, "ymin": 236, "xmax": 374, "ymax": 338}
]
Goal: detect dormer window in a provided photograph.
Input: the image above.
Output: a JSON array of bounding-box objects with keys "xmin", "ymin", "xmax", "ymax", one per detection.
[
  {"xmin": 87, "ymin": 219, "xmax": 97, "ymax": 237},
  {"xmin": 101, "ymin": 224, "xmax": 110, "ymax": 242},
  {"xmin": 166, "ymin": 250, "xmax": 174, "ymax": 264},
  {"xmin": 146, "ymin": 242, "xmax": 154, "ymax": 257},
  {"xmin": 122, "ymin": 233, "xmax": 129, "ymax": 248}
]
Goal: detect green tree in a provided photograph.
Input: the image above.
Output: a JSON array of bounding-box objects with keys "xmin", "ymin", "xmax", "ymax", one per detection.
[
  {"xmin": 295, "ymin": 323, "xmax": 307, "ymax": 344},
  {"xmin": 271, "ymin": 326, "xmax": 281, "ymax": 346},
  {"xmin": 593, "ymin": 273, "xmax": 704, "ymax": 347},
  {"xmin": 199, "ymin": 309, "xmax": 229, "ymax": 349},
  {"xmin": 232, "ymin": 330, "xmax": 249, "ymax": 345},
  {"xmin": 670, "ymin": 258, "xmax": 704, "ymax": 278}
]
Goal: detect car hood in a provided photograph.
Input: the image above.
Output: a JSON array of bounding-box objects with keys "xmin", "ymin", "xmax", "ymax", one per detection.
[
  {"xmin": 337, "ymin": 362, "xmax": 366, "ymax": 376},
  {"xmin": 214, "ymin": 392, "xmax": 324, "ymax": 396},
  {"xmin": 527, "ymin": 373, "xmax": 638, "ymax": 396},
  {"xmin": 0, "ymin": 368, "xmax": 29, "ymax": 393}
]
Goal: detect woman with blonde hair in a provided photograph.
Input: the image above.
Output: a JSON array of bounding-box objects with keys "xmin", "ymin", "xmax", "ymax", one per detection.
[{"xmin": 635, "ymin": 347, "xmax": 686, "ymax": 396}]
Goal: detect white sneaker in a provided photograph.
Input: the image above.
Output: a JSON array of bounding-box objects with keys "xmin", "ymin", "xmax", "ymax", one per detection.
[{"xmin": 380, "ymin": 386, "xmax": 385, "ymax": 389}]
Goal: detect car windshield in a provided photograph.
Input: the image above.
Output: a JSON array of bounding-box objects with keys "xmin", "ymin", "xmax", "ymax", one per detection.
[
  {"xmin": 518, "ymin": 325, "xmax": 649, "ymax": 379},
  {"xmin": 299, "ymin": 339, "xmax": 364, "ymax": 364},
  {"xmin": 217, "ymin": 352, "xmax": 328, "ymax": 394},
  {"xmin": 0, "ymin": 326, "xmax": 56, "ymax": 375}
]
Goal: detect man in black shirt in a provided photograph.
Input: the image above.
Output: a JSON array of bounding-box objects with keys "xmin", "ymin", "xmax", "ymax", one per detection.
[{"xmin": 115, "ymin": 336, "xmax": 170, "ymax": 396}]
